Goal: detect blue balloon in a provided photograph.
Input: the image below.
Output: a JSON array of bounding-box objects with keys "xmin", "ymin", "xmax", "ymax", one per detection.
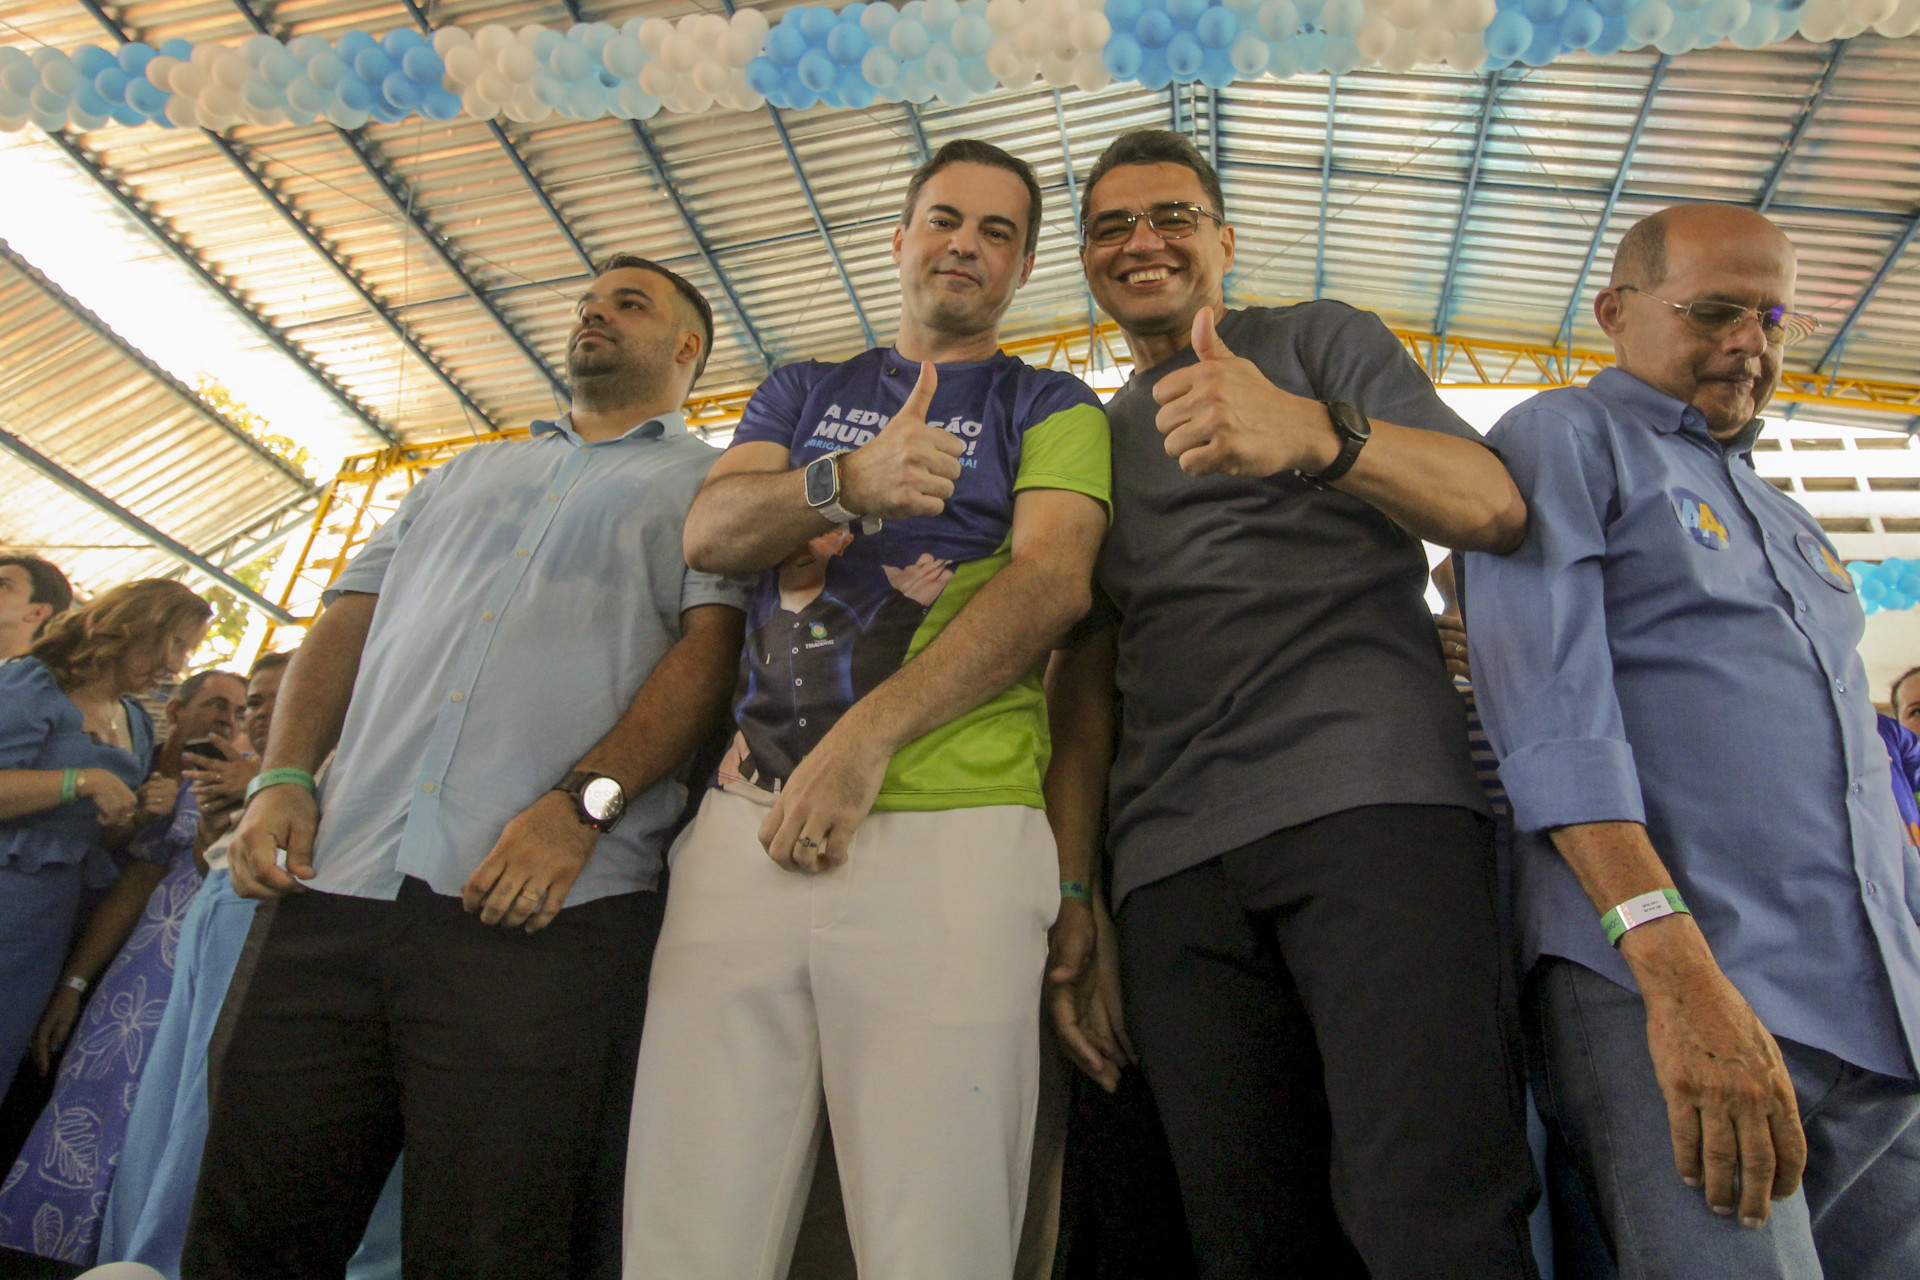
[
  {"xmin": 897, "ymin": 66, "xmax": 934, "ymax": 102},
  {"xmin": 531, "ymin": 73, "xmax": 566, "ymax": 106},
  {"xmin": 117, "ymin": 42, "xmax": 156, "ymax": 74},
  {"xmin": 1484, "ymin": 10, "xmax": 1533, "ymax": 59},
  {"xmin": 1104, "ymin": 33, "xmax": 1145, "ymax": 77},
  {"xmin": 288, "ymin": 75, "xmax": 327, "ymax": 112},
  {"xmin": 1589, "ymin": 11, "xmax": 1629, "ymax": 51},
  {"xmin": 403, "ymin": 46, "xmax": 445, "ymax": 84},
  {"xmin": 1199, "ymin": 48, "xmax": 1236, "ymax": 86},
  {"xmin": 768, "ymin": 26, "xmax": 808, "ymax": 65},
  {"xmin": 1196, "ymin": 7, "xmax": 1239, "ymax": 47},
  {"xmin": 1520, "ymin": 20, "xmax": 1561, "ymax": 63},
  {"xmin": 125, "ymin": 78, "xmax": 165, "ymax": 113},
  {"xmin": 838, "ymin": 64, "xmax": 878, "ymax": 107},
  {"xmin": 746, "ymin": 57, "xmax": 784, "ymax": 93},
  {"xmin": 1167, "ymin": 0, "xmax": 1210, "ymax": 26},
  {"xmin": 336, "ymin": 30, "xmax": 378, "ymax": 60},
  {"xmin": 960, "ymin": 53, "xmax": 997, "ymax": 92},
  {"xmin": 530, "ymin": 28, "xmax": 564, "ymax": 59},
  {"xmin": 158, "ymin": 38, "xmax": 193, "ymax": 60},
  {"xmin": 382, "ymin": 27, "xmax": 426, "ymax": 55},
  {"xmin": 827, "ymin": 22, "xmax": 871, "ymax": 62},
  {"xmin": 564, "ymin": 81, "xmax": 603, "ymax": 117},
  {"xmin": 548, "ymin": 41, "xmax": 589, "ymax": 81},
  {"xmin": 72, "ymin": 83, "xmax": 109, "ymax": 116},
  {"xmin": 1521, "ymin": 0, "xmax": 1570, "ymax": 22},
  {"xmin": 1136, "ymin": 46, "xmax": 1173, "ymax": 88},
  {"xmin": 382, "ymin": 69, "xmax": 423, "ymax": 108},
  {"xmin": 108, "ymin": 100, "xmax": 146, "ymax": 125},
  {"xmin": 781, "ymin": 7, "xmax": 808, "ymax": 26},
  {"xmin": 73, "ymin": 44, "xmax": 116, "ymax": 77},
  {"xmin": 802, "ymin": 6, "xmax": 840, "ymax": 40},
  {"xmin": 924, "ymin": 44, "xmax": 960, "ymax": 82},
  {"xmin": 243, "ymin": 78, "xmax": 281, "ymax": 111},
  {"xmin": 354, "ymin": 48, "xmax": 395, "ymax": 82},
  {"xmin": 93, "ymin": 67, "xmax": 129, "ymax": 102},
  {"xmin": 335, "ymin": 74, "xmax": 375, "ymax": 111},
  {"xmin": 370, "ymin": 98, "xmax": 409, "ymax": 123},
  {"xmin": 798, "ymin": 48, "xmax": 838, "ymax": 91},
  {"xmin": 1559, "ymin": 1, "xmax": 1603, "ymax": 46},
  {"xmin": 1137, "ymin": 10, "xmax": 1176, "ymax": 48},
  {"xmin": 1107, "ymin": 0, "xmax": 1147, "ymax": 28},
  {"xmin": 1167, "ymin": 33, "xmax": 1204, "ymax": 78},
  {"xmin": 1591, "ymin": 0, "xmax": 1633, "ymax": 14},
  {"xmin": 422, "ymin": 85, "xmax": 461, "ymax": 118}
]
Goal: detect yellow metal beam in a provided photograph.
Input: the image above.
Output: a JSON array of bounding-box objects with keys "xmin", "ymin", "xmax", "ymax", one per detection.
[{"xmin": 255, "ymin": 321, "xmax": 1920, "ymax": 653}]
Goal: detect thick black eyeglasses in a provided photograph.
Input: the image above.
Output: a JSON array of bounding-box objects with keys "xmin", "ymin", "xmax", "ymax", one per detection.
[
  {"xmin": 1083, "ymin": 201, "xmax": 1224, "ymax": 248},
  {"xmin": 1615, "ymin": 286, "xmax": 1820, "ymax": 347}
]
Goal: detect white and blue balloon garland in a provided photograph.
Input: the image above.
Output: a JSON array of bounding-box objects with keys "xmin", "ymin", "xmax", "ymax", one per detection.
[{"xmin": 1, "ymin": 0, "xmax": 1915, "ymax": 132}]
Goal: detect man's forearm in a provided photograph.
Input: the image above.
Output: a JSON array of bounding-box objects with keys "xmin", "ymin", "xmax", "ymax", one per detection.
[
  {"xmin": 1336, "ymin": 420, "xmax": 1528, "ymax": 553},
  {"xmin": 685, "ymin": 465, "xmax": 834, "ymax": 576},
  {"xmin": 572, "ymin": 605, "xmax": 745, "ymax": 796},
  {"xmin": 263, "ymin": 592, "xmax": 377, "ymax": 774},
  {"xmin": 1045, "ymin": 631, "xmax": 1117, "ymax": 888},
  {"xmin": 843, "ymin": 494, "xmax": 1104, "ymax": 758},
  {"xmin": 1550, "ymin": 820, "xmax": 1721, "ymax": 985}
]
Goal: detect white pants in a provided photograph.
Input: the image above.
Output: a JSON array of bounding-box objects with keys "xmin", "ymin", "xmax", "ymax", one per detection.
[{"xmin": 624, "ymin": 789, "xmax": 1059, "ymax": 1280}]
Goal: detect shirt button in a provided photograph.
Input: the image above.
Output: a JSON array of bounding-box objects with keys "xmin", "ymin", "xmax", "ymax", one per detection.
[
  {"xmin": 481, "ymin": 611, "xmax": 494, "ymax": 622},
  {"xmin": 1852, "ymin": 781, "xmax": 1864, "ymax": 795},
  {"xmin": 450, "ymin": 691, "xmax": 464, "ymax": 704},
  {"xmin": 421, "ymin": 781, "xmax": 436, "ymax": 794},
  {"xmin": 792, "ymin": 647, "xmax": 799, "ymax": 655},
  {"xmin": 794, "ymin": 678, "xmax": 803, "ymax": 686},
  {"xmin": 1836, "ymin": 679, "xmax": 1847, "ymax": 692},
  {"xmin": 798, "ymin": 717, "xmax": 808, "ymax": 727},
  {"xmin": 1866, "ymin": 881, "xmax": 1878, "ymax": 897},
  {"xmin": 1796, "ymin": 600, "xmax": 1807, "ymax": 612},
  {"xmin": 547, "ymin": 493, "xmax": 559, "ymax": 501},
  {"xmin": 517, "ymin": 548, "xmax": 530, "ymax": 558}
]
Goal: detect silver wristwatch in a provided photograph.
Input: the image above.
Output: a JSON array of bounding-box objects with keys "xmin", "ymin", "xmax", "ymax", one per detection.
[{"xmin": 804, "ymin": 450, "xmax": 876, "ymax": 530}]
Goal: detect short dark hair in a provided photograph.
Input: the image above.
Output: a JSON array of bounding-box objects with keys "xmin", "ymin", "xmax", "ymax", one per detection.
[
  {"xmin": 1083, "ymin": 129, "xmax": 1226, "ymax": 231},
  {"xmin": 0, "ymin": 555, "xmax": 74, "ymax": 631},
  {"xmin": 1609, "ymin": 212, "xmax": 1669, "ymax": 291},
  {"xmin": 248, "ymin": 650, "xmax": 293, "ymax": 679},
  {"xmin": 1892, "ymin": 665, "xmax": 1920, "ymax": 712},
  {"xmin": 173, "ymin": 668, "xmax": 244, "ymax": 707},
  {"xmin": 901, "ymin": 139, "xmax": 1045, "ymax": 257},
  {"xmin": 594, "ymin": 254, "xmax": 715, "ymax": 389}
]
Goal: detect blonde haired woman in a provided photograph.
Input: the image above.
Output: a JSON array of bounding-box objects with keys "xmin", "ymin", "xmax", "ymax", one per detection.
[{"xmin": 0, "ymin": 579, "xmax": 209, "ymax": 1086}]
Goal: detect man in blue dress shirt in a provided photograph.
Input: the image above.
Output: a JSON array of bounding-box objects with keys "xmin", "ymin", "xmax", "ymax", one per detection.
[
  {"xmin": 183, "ymin": 256, "xmax": 749, "ymax": 1280},
  {"xmin": 1467, "ymin": 204, "xmax": 1920, "ymax": 1279}
]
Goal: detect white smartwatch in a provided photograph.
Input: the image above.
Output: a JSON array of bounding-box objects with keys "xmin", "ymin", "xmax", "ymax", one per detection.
[{"xmin": 804, "ymin": 450, "xmax": 876, "ymax": 530}]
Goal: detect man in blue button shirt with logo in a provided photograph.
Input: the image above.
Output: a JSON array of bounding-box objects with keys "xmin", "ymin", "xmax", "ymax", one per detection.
[
  {"xmin": 184, "ymin": 256, "xmax": 749, "ymax": 1280},
  {"xmin": 1467, "ymin": 204, "xmax": 1920, "ymax": 1278}
]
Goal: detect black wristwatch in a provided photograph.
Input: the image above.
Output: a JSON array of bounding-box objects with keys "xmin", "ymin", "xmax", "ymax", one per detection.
[
  {"xmin": 1299, "ymin": 400, "xmax": 1371, "ymax": 488},
  {"xmin": 552, "ymin": 770, "xmax": 626, "ymax": 833}
]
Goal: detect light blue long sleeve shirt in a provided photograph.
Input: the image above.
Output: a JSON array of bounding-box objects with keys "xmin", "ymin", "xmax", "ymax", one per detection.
[
  {"xmin": 306, "ymin": 413, "xmax": 748, "ymax": 908},
  {"xmin": 1466, "ymin": 368, "xmax": 1920, "ymax": 1080}
]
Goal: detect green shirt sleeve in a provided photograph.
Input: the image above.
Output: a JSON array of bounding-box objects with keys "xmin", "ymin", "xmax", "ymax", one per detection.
[{"xmin": 1013, "ymin": 402, "xmax": 1112, "ymax": 518}]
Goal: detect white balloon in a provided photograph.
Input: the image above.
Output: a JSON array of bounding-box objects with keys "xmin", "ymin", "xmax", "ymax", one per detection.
[
  {"xmin": 1071, "ymin": 49, "xmax": 1111, "ymax": 89},
  {"xmin": 668, "ymin": 82, "xmax": 713, "ymax": 114},
  {"xmin": 328, "ymin": 101, "xmax": 370, "ymax": 128},
  {"xmin": 1044, "ymin": 0, "xmax": 1081, "ymax": 25},
  {"xmin": 732, "ymin": 8, "xmax": 772, "ymax": 42},
  {"xmin": 693, "ymin": 13, "xmax": 731, "ymax": 47},
  {"xmin": 1702, "ymin": 0, "xmax": 1751, "ymax": 36},
  {"xmin": 1388, "ymin": 0, "xmax": 1433, "ymax": 28},
  {"xmin": 1448, "ymin": 28, "xmax": 1488, "ymax": 68},
  {"xmin": 500, "ymin": 42, "xmax": 540, "ymax": 82},
  {"xmin": 169, "ymin": 64, "xmax": 210, "ymax": 97},
  {"xmin": 1069, "ymin": 11, "xmax": 1113, "ymax": 49},
  {"xmin": 693, "ymin": 60, "xmax": 730, "ymax": 94},
  {"xmin": 475, "ymin": 25, "xmax": 515, "ymax": 57},
  {"xmin": 166, "ymin": 93, "xmax": 201, "ymax": 127},
  {"xmin": 721, "ymin": 28, "xmax": 763, "ymax": 66},
  {"xmin": 1321, "ymin": 0, "xmax": 1369, "ymax": 37},
  {"xmin": 1627, "ymin": 2, "xmax": 1675, "ymax": 43},
  {"xmin": 433, "ymin": 26, "xmax": 475, "ymax": 56},
  {"xmin": 1797, "ymin": 1, "xmax": 1840, "ymax": 38},
  {"xmin": 190, "ymin": 43, "xmax": 223, "ymax": 71},
  {"xmin": 1356, "ymin": 14, "xmax": 1397, "ymax": 56},
  {"xmin": 462, "ymin": 88, "xmax": 500, "ymax": 117},
  {"xmin": 663, "ymin": 33, "xmax": 700, "ymax": 73},
  {"xmin": 1832, "ymin": 13, "xmax": 1872, "ymax": 35},
  {"xmin": 1381, "ymin": 27, "xmax": 1419, "ymax": 69},
  {"xmin": 1847, "ymin": 0, "xmax": 1896, "ymax": 23},
  {"xmin": 617, "ymin": 79, "xmax": 662, "ymax": 118},
  {"xmin": 1039, "ymin": 52, "xmax": 1075, "ymax": 86},
  {"xmin": 1444, "ymin": 0, "xmax": 1498, "ymax": 29},
  {"xmin": 1414, "ymin": 21, "xmax": 1454, "ymax": 58},
  {"xmin": 144, "ymin": 55, "xmax": 179, "ymax": 89},
  {"xmin": 476, "ymin": 70, "xmax": 512, "ymax": 105},
  {"xmin": 445, "ymin": 45, "xmax": 487, "ymax": 86},
  {"xmin": 639, "ymin": 60, "xmax": 678, "ymax": 98},
  {"xmin": 240, "ymin": 33, "xmax": 280, "ymax": 64},
  {"xmin": 1016, "ymin": 20, "xmax": 1051, "ymax": 57},
  {"xmin": 987, "ymin": 0, "xmax": 1027, "ymax": 29},
  {"xmin": 68, "ymin": 103, "xmax": 109, "ymax": 129},
  {"xmin": 0, "ymin": 110, "xmax": 28, "ymax": 133},
  {"xmin": 212, "ymin": 52, "xmax": 250, "ymax": 92},
  {"xmin": 1882, "ymin": 0, "xmax": 1920, "ymax": 35},
  {"xmin": 986, "ymin": 42, "xmax": 1028, "ymax": 78},
  {"xmin": 637, "ymin": 18, "xmax": 676, "ymax": 55}
]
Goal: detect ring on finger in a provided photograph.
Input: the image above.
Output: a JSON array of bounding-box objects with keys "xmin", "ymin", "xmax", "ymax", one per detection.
[{"xmin": 519, "ymin": 889, "xmax": 542, "ymax": 903}]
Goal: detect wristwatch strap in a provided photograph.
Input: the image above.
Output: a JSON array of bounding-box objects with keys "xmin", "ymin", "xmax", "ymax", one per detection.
[
  {"xmin": 1300, "ymin": 400, "xmax": 1370, "ymax": 488},
  {"xmin": 811, "ymin": 452, "xmax": 860, "ymax": 526}
]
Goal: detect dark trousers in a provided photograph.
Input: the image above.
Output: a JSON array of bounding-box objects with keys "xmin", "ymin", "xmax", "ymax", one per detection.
[
  {"xmin": 1118, "ymin": 804, "xmax": 1540, "ymax": 1280},
  {"xmin": 183, "ymin": 876, "xmax": 663, "ymax": 1280}
]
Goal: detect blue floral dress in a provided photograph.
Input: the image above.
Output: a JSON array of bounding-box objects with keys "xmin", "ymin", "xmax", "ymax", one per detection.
[{"xmin": 0, "ymin": 781, "xmax": 201, "ymax": 1265}]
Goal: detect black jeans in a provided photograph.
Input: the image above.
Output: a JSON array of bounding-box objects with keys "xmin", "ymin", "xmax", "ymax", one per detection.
[
  {"xmin": 1118, "ymin": 804, "xmax": 1539, "ymax": 1280},
  {"xmin": 183, "ymin": 876, "xmax": 662, "ymax": 1280}
]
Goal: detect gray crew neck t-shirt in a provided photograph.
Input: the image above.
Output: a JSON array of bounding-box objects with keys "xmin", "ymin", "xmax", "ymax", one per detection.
[{"xmin": 1097, "ymin": 301, "xmax": 1489, "ymax": 905}]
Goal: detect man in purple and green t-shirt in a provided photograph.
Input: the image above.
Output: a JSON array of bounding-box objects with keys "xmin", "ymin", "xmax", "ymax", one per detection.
[{"xmin": 624, "ymin": 139, "xmax": 1111, "ymax": 1279}]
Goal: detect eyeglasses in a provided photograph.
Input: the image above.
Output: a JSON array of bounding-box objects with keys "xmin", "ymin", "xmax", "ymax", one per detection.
[
  {"xmin": 1083, "ymin": 201, "xmax": 1224, "ymax": 248},
  {"xmin": 1615, "ymin": 286, "xmax": 1820, "ymax": 347}
]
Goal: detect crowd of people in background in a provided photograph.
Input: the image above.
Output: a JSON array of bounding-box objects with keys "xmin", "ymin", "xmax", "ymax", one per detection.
[{"xmin": 2, "ymin": 128, "xmax": 1918, "ymax": 1280}]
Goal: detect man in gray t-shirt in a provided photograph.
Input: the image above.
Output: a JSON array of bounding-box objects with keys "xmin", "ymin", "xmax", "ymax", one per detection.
[{"xmin": 1045, "ymin": 130, "xmax": 1541, "ymax": 1279}]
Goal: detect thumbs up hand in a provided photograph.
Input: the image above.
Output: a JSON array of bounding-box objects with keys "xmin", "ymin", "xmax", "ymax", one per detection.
[
  {"xmin": 1152, "ymin": 308, "xmax": 1347, "ymax": 479},
  {"xmin": 839, "ymin": 361, "xmax": 967, "ymax": 519}
]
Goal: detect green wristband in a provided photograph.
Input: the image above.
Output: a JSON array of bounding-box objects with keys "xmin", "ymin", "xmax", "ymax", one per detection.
[
  {"xmin": 1601, "ymin": 888, "xmax": 1690, "ymax": 947},
  {"xmin": 60, "ymin": 768, "xmax": 79, "ymax": 804},
  {"xmin": 245, "ymin": 767, "xmax": 317, "ymax": 802},
  {"xmin": 1060, "ymin": 880, "xmax": 1092, "ymax": 901}
]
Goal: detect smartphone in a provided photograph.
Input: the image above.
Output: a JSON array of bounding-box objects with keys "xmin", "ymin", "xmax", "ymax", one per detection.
[{"xmin": 181, "ymin": 738, "xmax": 224, "ymax": 763}]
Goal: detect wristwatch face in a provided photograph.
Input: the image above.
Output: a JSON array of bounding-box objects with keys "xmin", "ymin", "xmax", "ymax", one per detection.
[
  {"xmin": 804, "ymin": 454, "xmax": 840, "ymax": 508},
  {"xmin": 1329, "ymin": 400, "xmax": 1371, "ymax": 443},
  {"xmin": 580, "ymin": 775, "xmax": 625, "ymax": 822}
]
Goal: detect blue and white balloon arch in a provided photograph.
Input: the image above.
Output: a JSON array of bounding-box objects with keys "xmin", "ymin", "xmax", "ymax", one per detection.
[{"xmin": 1, "ymin": 0, "xmax": 1915, "ymax": 133}]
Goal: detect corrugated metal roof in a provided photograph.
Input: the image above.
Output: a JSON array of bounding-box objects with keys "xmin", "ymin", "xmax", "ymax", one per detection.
[
  {"xmin": 0, "ymin": 237, "xmax": 314, "ymax": 594},
  {"xmin": 2, "ymin": 5, "xmax": 1918, "ymax": 599}
]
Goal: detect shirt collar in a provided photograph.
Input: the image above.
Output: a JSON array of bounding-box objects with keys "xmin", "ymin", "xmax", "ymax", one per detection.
[
  {"xmin": 1590, "ymin": 367, "xmax": 1764, "ymax": 456},
  {"xmin": 530, "ymin": 410, "xmax": 685, "ymax": 445}
]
